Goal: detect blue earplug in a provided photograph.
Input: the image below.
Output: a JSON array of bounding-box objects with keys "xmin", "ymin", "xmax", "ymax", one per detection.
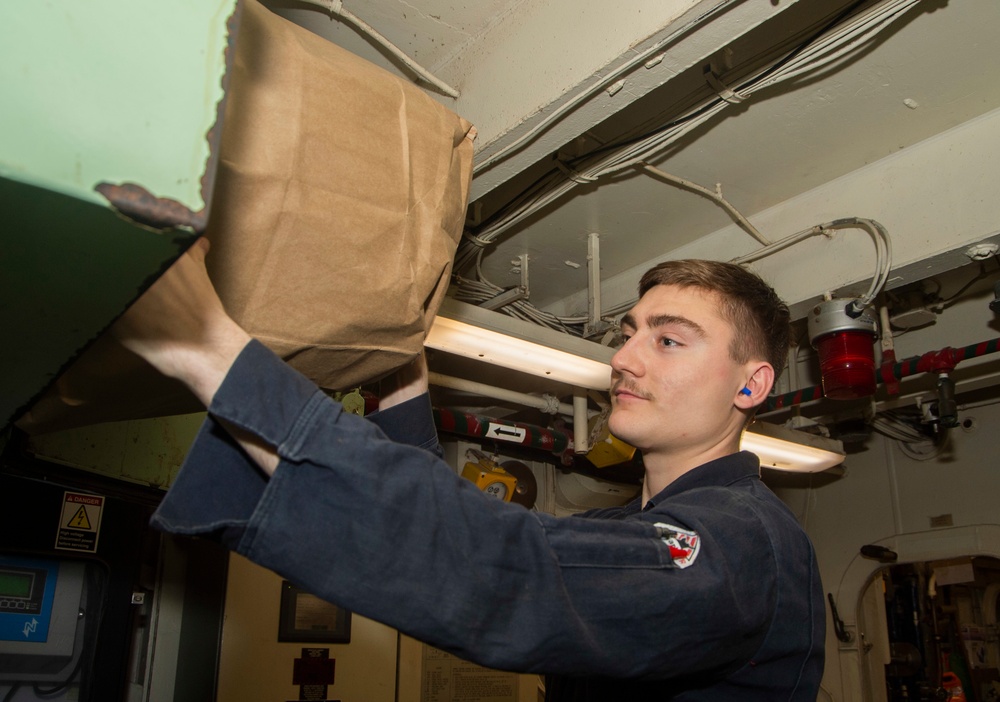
[{"xmin": 740, "ymin": 387, "xmax": 752, "ymax": 396}]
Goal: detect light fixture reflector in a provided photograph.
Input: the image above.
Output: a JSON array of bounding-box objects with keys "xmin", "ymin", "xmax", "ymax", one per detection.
[{"xmin": 742, "ymin": 424, "xmax": 845, "ymax": 473}]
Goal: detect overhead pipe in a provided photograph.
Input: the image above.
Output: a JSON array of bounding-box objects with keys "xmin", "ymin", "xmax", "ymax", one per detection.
[
  {"xmin": 880, "ymin": 338, "xmax": 1000, "ymax": 380},
  {"xmin": 429, "ymin": 372, "xmax": 574, "ymax": 416},
  {"xmin": 428, "ymin": 372, "xmax": 594, "ymax": 453},
  {"xmin": 573, "ymin": 389, "xmax": 589, "ymax": 454},
  {"xmin": 296, "ymin": 0, "xmax": 460, "ymax": 97},
  {"xmin": 765, "ymin": 385, "xmax": 826, "ymax": 412},
  {"xmin": 878, "ymin": 304, "xmax": 901, "ymax": 395},
  {"xmin": 433, "ymin": 407, "xmax": 572, "ymax": 463},
  {"xmin": 428, "ymin": 373, "xmax": 591, "ymax": 454},
  {"xmin": 764, "ymin": 337, "xmax": 1000, "ymax": 412}
]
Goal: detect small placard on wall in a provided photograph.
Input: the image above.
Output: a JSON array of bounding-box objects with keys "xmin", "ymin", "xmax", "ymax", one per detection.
[
  {"xmin": 934, "ymin": 561, "xmax": 975, "ymax": 586},
  {"xmin": 420, "ymin": 645, "xmax": 519, "ymax": 702},
  {"xmin": 279, "ymin": 581, "xmax": 352, "ymax": 644}
]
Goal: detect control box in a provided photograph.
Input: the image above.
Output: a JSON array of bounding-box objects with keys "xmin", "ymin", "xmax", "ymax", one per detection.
[{"xmin": 0, "ymin": 555, "xmax": 86, "ymax": 681}]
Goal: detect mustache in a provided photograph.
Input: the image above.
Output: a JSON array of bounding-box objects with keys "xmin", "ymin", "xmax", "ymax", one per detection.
[{"xmin": 612, "ymin": 378, "xmax": 652, "ymax": 401}]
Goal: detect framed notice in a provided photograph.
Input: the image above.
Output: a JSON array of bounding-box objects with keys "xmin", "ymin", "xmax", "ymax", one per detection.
[{"xmin": 278, "ymin": 580, "xmax": 352, "ymax": 644}]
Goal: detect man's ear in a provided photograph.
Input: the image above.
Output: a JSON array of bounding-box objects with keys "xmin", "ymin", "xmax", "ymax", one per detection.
[{"xmin": 735, "ymin": 362, "xmax": 775, "ymax": 409}]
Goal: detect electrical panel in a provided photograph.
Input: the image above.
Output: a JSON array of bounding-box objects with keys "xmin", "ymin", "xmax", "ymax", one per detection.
[{"xmin": 0, "ymin": 555, "xmax": 87, "ymax": 683}]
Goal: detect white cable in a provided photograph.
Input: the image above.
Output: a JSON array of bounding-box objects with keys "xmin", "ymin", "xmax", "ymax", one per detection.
[
  {"xmin": 474, "ymin": 0, "xmax": 918, "ymax": 173},
  {"xmin": 473, "ymin": 0, "xmax": 741, "ymax": 174},
  {"xmin": 467, "ymin": 0, "xmax": 918, "ymax": 249},
  {"xmin": 762, "ymin": 0, "xmax": 917, "ymax": 87},
  {"xmin": 731, "ymin": 218, "xmax": 893, "ymax": 313},
  {"xmin": 872, "ymin": 411, "xmax": 944, "ymax": 461},
  {"xmin": 297, "ymin": 0, "xmax": 459, "ymax": 98},
  {"xmin": 897, "ymin": 437, "xmax": 942, "ymax": 461},
  {"xmin": 958, "ymin": 397, "xmax": 1000, "ymax": 412},
  {"xmin": 817, "ymin": 218, "xmax": 893, "ymax": 310},
  {"xmin": 730, "ymin": 225, "xmax": 826, "ymax": 264},
  {"xmin": 604, "ymin": 0, "xmax": 921, "ymax": 174},
  {"xmin": 457, "ymin": 0, "xmax": 916, "ymax": 332},
  {"xmin": 641, "ymin": 164, "xmax": 771, "ymax": 245},
  {"xmin": 872, "ymin": 416, "xmax": 926, "ymax": 443}
]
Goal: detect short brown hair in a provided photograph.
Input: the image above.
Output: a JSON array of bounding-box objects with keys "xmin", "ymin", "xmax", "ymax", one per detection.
[{"xmin": 638, "ymin": 259, "xmax": 791, "ymax": 378}]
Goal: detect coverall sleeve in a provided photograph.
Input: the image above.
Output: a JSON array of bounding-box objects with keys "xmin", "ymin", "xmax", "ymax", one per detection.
[{"xmin": 151, "ymin": 340, "xmax": 776, "ymax": 678}]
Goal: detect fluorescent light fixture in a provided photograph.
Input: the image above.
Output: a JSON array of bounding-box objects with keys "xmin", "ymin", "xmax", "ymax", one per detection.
[
  {"xmin": 427, "ymin": 299, "xmax": 614, "ymax": 391},
  {"xmin": 742, "ymin": 422, "xmax": 845, "ymax": 473}
]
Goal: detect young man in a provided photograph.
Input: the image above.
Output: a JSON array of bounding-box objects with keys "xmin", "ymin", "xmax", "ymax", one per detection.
[{"xmin": 114, "ymin": 241, "xmax": 824, "ymax": 700}]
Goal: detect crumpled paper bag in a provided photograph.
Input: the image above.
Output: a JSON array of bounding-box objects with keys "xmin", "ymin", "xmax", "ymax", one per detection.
[{"xmin": 17, "ymin": 0, "xmax": 475, "ymax": 434}]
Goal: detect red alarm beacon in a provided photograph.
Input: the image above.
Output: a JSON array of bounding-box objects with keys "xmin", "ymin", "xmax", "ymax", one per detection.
[{"xmin": 808, "ymin": 298, "xmax": 878, "ymax": 400}]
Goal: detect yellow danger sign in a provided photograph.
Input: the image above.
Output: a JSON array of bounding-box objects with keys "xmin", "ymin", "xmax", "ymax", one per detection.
[
  {"xmin": 67, "ymin": 505, "xmax": 92, "ymax": 529},
  {"xmin": 56, "ymin": 491, "xmax": 105, "ymax": 553}
]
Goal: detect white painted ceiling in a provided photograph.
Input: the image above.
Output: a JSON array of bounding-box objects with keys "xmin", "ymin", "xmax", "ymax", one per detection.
[
  {"xmin": 269, "ymin": 0, "xmax": 999, "ymax": 305},
  {"xmin": 265, "ymin": 0, "xmax": 1000, "ymax": 427}
]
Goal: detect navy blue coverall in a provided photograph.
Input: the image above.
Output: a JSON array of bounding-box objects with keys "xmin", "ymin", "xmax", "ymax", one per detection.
[{"xmin": 151, "ymin": 340, "xmax": 825, "ymax": 700}]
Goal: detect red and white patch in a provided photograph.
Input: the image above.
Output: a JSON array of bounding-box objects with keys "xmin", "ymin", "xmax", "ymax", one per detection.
[{"xmin": 654, "ymin": 522, "xmax": 701, "ymax": 569}]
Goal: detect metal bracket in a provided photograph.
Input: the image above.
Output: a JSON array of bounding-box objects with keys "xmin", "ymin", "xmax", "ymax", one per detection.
[
  {"xmin": 585, "ymin": 233, "xmax": 611, "ymax": 338},
  {"xmin": 480, "ymin": 286, "xmax": 528, "ymax": 311},
  {"xmin": 482, "ymin": 254, "xmax": 530, "ymax": 311},
  {"xmin": 828, "ymin": 592, "xmax": 856, "ymax": 646}
]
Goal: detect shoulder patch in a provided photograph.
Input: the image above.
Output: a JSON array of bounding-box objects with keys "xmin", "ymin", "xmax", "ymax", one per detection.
[{"xmin": 654, "ymin": 522, "xmax": 701, "ymax": 569}]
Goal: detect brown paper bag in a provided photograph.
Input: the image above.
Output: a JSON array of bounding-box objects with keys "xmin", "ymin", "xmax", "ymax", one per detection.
[{"xmin": 17, "ymin": 0, "xmax": 475, "ymax": 434}]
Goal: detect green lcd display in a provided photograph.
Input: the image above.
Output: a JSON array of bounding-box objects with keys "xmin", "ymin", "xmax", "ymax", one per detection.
[{"xmin": 0, "ymin": 570, "xmax": 34, "ymax": 599}]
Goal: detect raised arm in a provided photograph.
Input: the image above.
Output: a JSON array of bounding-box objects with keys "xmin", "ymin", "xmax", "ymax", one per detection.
[
  {"xmin": 112, "ymin": 238, "xmax": 250, "ymax": 406},
  {"xmin": 111, "ymin": 237, "xmax": 430, "ymax": 473}
]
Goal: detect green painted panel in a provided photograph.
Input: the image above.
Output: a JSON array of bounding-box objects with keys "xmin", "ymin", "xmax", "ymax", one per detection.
[
  {"xmin": 24, "ymin": 413, "xmax": 205, "ymax": 490},
  {"xmin": 0, "ymin": 0, "xmax": 235, "ymax": 209},
  {"xmin": 0, "ymin": 1, "xmax": 237, "ymax": 431},
  {"xmin": 0, "ymin": 176, "xmax": 198, "ymax": 427}
]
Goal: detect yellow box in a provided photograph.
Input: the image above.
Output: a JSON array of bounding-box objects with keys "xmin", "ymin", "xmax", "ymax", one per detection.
[
  {"xmin": 586, "ymin": 433, "xmax": 636, "ymax": 469},
  {"xmin": 461, "ymin": 460, "xmax": 517, "ymax": 502}
]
